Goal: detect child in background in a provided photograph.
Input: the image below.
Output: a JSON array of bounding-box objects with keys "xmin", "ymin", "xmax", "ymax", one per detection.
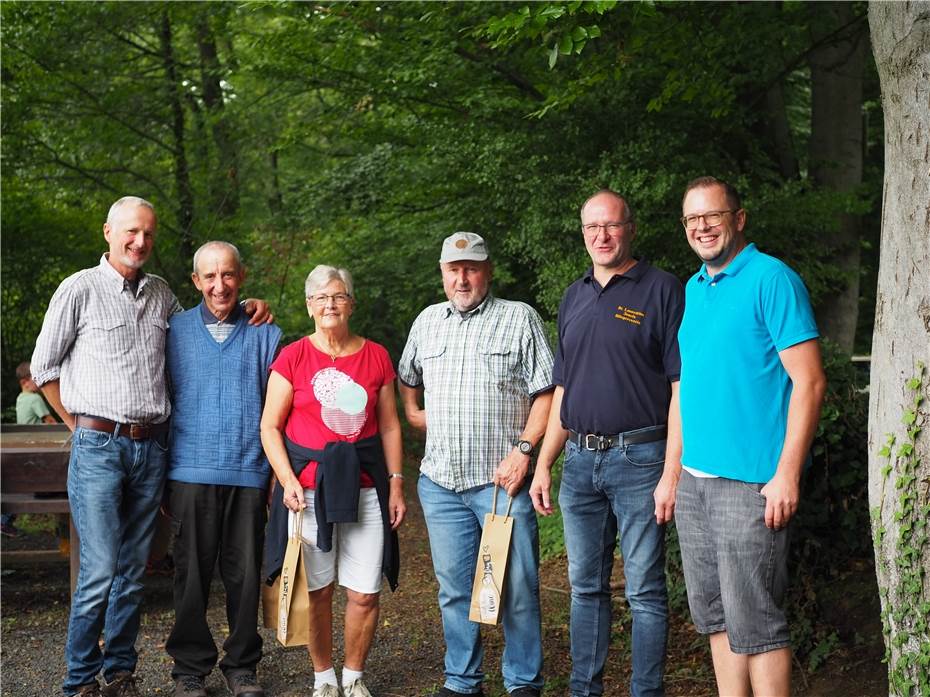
[
  {"xmin": 2, "ymin": 362, "xmax": 59, "ymax": 538},
  {"xmin": 15, "ymin": 361, "xmax": 56, "ymax": 426}
]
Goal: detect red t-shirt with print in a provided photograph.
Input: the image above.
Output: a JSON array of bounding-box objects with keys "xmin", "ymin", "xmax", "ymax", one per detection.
[{"xmin": 270, "ymin": 337, "xmax": 396, "ymax": 489}]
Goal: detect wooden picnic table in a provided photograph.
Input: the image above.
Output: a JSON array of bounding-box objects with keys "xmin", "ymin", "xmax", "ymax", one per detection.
[{"xmin": 1, "ymin": 423, "xmax": 78, "ymax": 593}]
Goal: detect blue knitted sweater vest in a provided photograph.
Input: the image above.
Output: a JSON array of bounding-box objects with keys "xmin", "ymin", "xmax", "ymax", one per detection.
[{"xmin": 165, "ymin": 304, "xmax": 282, "ymax": 489}]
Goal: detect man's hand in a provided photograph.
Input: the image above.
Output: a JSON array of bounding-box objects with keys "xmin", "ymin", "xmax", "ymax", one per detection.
[
  {"xmin": 493, "ymin": 448, "xmax": 530, "ymax": 497},
  {"xmin": 529, "ymin": 467, "xmax": 553, "ymax": 516},
  {"xmin": 653, "ymin": 468, "xmax": 679, "ymax": 525},
  {"xmin": 389, "ymin": 481, "xmax": 407, "ymax": 530},
  {"xmin": 760, "ymin": 472, "xmax": 800, "ymax": 530},
  {"xmin": 242, "ymin": 298, "xmax": 274, "ymax": 325}
]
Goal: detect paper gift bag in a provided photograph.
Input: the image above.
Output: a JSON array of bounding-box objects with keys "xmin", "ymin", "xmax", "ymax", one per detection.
[
  {"xmin": 261, "ymin": 576, "xmax": 279, "ymax": 630},
  {"xmin": 469, "ymin": 485, "xmax": 514, "ymax": 626},
  {"xmin": 276, "ymin": 509, "xmax": 311, "ymax": 646}
]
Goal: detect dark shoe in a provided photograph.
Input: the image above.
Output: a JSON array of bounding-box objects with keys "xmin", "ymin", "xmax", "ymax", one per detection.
[
  {"xmin": 509, "ymin": 689, "xmax": 541, "ymax": 697},
  {"xmin": 71, "ymin": 682, "xmax": 101, "ymax": 697},
  {"xmin": 428, "ymin": 688, "xmax": 484, "ymax": 697},
  {"xmin": 101, "ymin": 672, "xmax": 141, "ymax": 697},
  {"xmin": 174, "ymin": 675, "xmax": 208, "ymax": 697},
  {"xmin": 224, "ymin": 670, "xmax": 265, "ymax": 697}
]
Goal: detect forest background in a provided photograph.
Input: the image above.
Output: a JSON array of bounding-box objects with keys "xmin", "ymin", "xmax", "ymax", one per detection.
[{"xmin": 0, "ymin": 0, "xmax": 890, "ymax": 684}]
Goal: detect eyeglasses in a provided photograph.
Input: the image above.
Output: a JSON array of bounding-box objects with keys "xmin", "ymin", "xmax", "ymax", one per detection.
[
  {"xmin": 308, "ymin": 293, "xmax": 352, "ymax": 306},
  {"xmin": 582, "ymin": 221, "xmax": 632, "ymax": 236},
  {"xmin": 680, "ymin": 210, "xmax": 738, "ymax": 231}
]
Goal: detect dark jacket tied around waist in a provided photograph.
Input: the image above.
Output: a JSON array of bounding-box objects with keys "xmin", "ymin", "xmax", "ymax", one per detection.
[{"xmin": 263, "ymin": 434, "xmax": 400, "ymax": 591}]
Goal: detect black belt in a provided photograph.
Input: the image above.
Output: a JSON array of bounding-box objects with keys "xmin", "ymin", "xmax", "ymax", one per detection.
[
  {"xmin": 568, "ymin": 425, "xmax": 667, "ymax": 451},
  {"xmin": 75, "ymin": 415, "xmax": 169, "ymax": 441}
]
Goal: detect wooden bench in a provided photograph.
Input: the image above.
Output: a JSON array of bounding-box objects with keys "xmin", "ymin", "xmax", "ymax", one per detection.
[{"xmin": 1, "ymin": 423, "xmax": 78, "ymax": 592}]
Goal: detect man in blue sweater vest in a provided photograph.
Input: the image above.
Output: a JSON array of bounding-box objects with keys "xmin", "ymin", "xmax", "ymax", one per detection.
[{"xmin": 164, "ymin": 241, "xmax": 282, "ymax": 697}]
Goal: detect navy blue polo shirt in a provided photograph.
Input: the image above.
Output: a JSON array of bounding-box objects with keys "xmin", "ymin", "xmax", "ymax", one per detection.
[{"xmin": 553, "ymin": 259, "xmax": 684, "ymax": 435}]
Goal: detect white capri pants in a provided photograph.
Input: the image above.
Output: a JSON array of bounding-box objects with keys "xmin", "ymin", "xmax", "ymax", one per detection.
[{"xmin": 294, "ymin": 487, "xmax": 384, "ymax": 594}]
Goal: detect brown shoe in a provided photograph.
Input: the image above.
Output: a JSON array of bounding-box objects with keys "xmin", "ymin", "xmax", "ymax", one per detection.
[
  {"xmin": 101, "ymin": 672, "xmax": 141, "ymax": 697},
  {"xmin": 72, "ymin": 682, "xmax": 101, "ymax": 697},
  {"xmin": 223, "ymin": 670, "xmax": 265, "ymax": 697}
]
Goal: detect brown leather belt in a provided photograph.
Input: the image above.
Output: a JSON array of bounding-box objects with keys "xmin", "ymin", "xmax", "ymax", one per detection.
[
  {"xmin": 568, "ymin": 425, "xmax": 667, "ymax": 451},
  {"xmin": 75, "ymin": 415, "xmax": 169, "ymax": 440}
]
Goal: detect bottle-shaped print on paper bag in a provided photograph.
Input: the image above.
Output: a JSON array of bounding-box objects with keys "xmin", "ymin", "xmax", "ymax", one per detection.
[{"xmin": 478, "ymin": 550, "xmax": 499, "ymax": 621}]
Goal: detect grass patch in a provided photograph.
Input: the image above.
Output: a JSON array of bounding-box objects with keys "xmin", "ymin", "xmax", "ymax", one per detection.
[{"xmin": 9, "ymin": 513, "xmax": 57, "ymax": 534}]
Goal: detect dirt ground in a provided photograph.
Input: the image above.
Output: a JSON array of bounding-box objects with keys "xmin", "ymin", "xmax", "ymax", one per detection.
[{"xmin": 0, "ymin": 483, "xmax": 886, "ymax": 697}]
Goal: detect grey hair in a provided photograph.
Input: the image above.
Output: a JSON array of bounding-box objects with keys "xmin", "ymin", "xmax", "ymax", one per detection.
[
  {"xmin": 107, "ymin": 196, "xmax": 155, "ymax": 226},
  {"xmin": 192, "ymin": 241, "xmax": 242, "ymax": 274},
  {"xmin": 305, "ymin": 264, "xmax": 354, "ymax": 299}
]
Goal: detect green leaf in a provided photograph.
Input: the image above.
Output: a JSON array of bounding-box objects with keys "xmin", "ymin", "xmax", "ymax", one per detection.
[{"xmin": 558, "ymin": 33, "xmax": 574, "ymax": 55}]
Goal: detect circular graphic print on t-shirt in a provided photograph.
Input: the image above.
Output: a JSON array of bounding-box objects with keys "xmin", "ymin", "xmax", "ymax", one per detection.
[{"xmin": 311, "ymin": 367, "xmax": 368, "ymax": 438}]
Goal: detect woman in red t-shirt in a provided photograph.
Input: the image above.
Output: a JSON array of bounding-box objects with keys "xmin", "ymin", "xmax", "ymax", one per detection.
[{"xmin": 261, "ymin": 265, "xmax": 405, "ymax": 697}]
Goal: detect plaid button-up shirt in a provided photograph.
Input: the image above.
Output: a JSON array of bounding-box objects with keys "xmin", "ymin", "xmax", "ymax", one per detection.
[
  {"xmin": 398, "ymin": 294, "xmax": 554, "ymax": 492},
  {"xmin": 31, "ymin": 255, "xmax": 182, "ymax": 424}
]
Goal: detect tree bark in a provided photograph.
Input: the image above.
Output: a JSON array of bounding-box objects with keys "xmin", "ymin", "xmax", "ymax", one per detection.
[
  {"xmin": 196, "ymin": 12, "xmax": 239, "ymax": 220},
  {"xmin": 867, "ymin": 2, "xmax": 930, "ymax": 695},
  {"xmin": 765, "ymin": 80, "xmax": 800, "ymax": 180},
  {"xmin": 160, "ymin": 10, "xmax": 195, "ymax": 262},
  {"xmin": 810, "ymin": 2, "xmax": 867, "ymax": 352}
]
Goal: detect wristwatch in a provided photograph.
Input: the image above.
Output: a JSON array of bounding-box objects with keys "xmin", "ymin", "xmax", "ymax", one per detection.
[{"xmin": 517, "ymin": 439, "xmax": 534, "ymax": 455}]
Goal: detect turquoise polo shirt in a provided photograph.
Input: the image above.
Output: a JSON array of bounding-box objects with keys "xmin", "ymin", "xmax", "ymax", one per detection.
[{"xmin": 678, "ymin": 244, "xmax": 819, "ymax": 483}]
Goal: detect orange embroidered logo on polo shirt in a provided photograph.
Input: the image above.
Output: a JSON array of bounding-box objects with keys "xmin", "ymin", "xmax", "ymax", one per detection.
[{"xmin": 615, "ymin": 305, "xmax": 645, "ymax": 326}]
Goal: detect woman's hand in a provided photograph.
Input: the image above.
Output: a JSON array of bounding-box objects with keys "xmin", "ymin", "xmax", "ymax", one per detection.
[
  {"xmin": 389, "ymin": 480, "xmax": 407, "ymax": 530},
  {"xmin": 282, "ymin": 478, "xmax": 305, "ymax": 512}
]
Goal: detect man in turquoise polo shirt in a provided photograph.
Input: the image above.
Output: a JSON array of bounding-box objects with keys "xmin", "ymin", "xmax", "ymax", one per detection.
[{"xmin": 667, "ymin": 176, "xmax": 826, "ymax": 697}]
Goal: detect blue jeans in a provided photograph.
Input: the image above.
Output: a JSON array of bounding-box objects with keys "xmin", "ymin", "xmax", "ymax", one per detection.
[
  {"xmin": 63, "ymin": 426, "xmax": 167, "ymax": 694},
  {"xmin": 559, "ymin": 438, "xmax": 668, "ymax": 697},
  {"xmin": 418, "ymin": 475, "xmax": 544, "ymax": 694}
]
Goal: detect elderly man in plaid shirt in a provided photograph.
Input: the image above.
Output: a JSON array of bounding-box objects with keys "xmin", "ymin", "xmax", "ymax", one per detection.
[{"xmin": 398, "ymin": 232, "xmax": 554, "ymax": 697}]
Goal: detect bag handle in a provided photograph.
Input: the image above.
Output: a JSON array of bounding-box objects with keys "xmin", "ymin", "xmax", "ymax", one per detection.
[
  {"xmin": 288, "ymin": 508, "xmax": 304, "ymax": 540},
  {"xmin": 490, "ymin": 484, "xmax": 514, "ymax": 519}
]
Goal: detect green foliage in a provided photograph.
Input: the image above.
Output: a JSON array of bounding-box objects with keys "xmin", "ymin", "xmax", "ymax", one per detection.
[
  {"xmin": 537, "ymin": 457, "xmax": 566, "ymax": 560},
  {"xmin": 873, "ymin": 362, "xmax": 929, "ymax": 695},
  {"xmin": 779, "ymin": 340, "xmax": 871, "ymax": 664}
]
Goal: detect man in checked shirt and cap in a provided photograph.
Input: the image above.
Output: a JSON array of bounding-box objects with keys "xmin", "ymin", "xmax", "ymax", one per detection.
[
  {"xmin": 31, "ymin": 196, "xmax": 269, "ymax": 697},
  {"xmin": 398, "ymin": 232, "xmax": 555, "ymax": 697}
]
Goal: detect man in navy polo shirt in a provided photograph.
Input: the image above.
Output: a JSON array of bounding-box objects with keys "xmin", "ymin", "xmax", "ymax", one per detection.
[
  {"xmin": 669, "ymin": 177, "xmax": 826, "ymax": 696},
  {"xmin": 530, "ymin": 190, "xmax": 684, "ymax": 697}
]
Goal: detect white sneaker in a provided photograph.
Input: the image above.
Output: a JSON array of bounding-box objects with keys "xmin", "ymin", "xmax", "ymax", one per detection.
[
  {"xmin": 312, "ymin": 684, "xmax": 341, "ymax": 697},
  {"xmin": 342, "ymin": 679, "xmax": 373, "ymax": 697}
]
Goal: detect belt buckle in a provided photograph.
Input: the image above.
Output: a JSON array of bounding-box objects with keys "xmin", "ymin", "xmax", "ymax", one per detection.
[
  {"xmin": 583, "ymin": 433, "xmax": 611, "ymax": 451},
  {"xmin": 129, "ymin": 423, "xmax": 149, "ymax": 440}
]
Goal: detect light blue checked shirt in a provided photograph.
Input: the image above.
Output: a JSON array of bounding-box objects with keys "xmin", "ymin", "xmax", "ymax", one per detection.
[{"xmin": 398, "ymin": 294, "xmax": 554, "ymax": 492}]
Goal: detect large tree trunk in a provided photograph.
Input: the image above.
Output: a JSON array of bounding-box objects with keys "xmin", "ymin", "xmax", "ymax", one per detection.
[
  {"xmin": 867, "ymin": 3, "xmax": 930, "ymax": 695},
  {"xmin": 196, "ymin": 12, "xmax": 239, "ymax": 220},
  {"xmin": 810, "ymin": 2, "xmax": 867, "ymax": 352},
  {"xmin": 160, "ymin": 10, "xmax": 195, "ymax": 262}
]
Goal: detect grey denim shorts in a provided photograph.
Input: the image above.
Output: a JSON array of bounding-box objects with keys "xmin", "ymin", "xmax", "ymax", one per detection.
[{"xmin": 675, "ymin": 470, "xmax": 791, "ymax": 655}]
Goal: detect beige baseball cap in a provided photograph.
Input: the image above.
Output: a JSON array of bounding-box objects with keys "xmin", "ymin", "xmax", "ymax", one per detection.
[{"xmin": 439, "ymin": 232, "xmax": 489, "ymax": 263}]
